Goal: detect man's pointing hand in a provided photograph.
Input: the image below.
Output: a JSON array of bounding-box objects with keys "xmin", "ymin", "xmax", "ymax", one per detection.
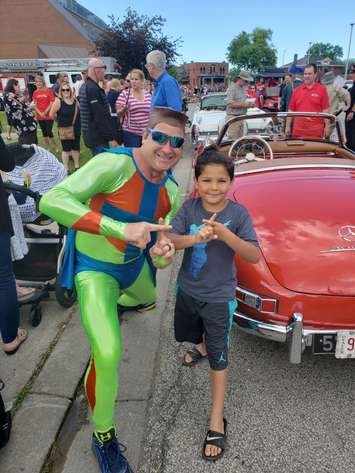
[{"xmin": 124, "ymin": 221, "xmax": 172, "ymax": 249}]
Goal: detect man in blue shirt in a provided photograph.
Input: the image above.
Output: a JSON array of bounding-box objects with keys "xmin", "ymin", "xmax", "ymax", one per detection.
[{"xmin": 146, "ymin": 50, "xmax": 182, "ymax": 112}]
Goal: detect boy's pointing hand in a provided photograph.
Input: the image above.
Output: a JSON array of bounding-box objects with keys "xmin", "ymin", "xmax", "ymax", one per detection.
[{"xmin": 195, "ymin": 213, "xmax": 218, "ymax": 243}]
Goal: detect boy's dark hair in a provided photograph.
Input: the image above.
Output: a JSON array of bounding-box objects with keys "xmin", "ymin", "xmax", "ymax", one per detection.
[{"xmin": 195, "ymin": 146, "xmax": 234, "ymax": 180}]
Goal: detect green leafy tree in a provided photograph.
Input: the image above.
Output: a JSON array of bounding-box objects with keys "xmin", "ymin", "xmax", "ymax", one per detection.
[
  {"xmin": 95, "ymin": 8, "xmax": 182, "ymax": 76},
  {"xmin": 227, "ymin": 28, "xmax": 277, "ymax": 72},
  {"xmin": 167, "ymin": 65, "xmax": 179, "ymax": 79},
  {"xmin": 307, "ymin": 43, "xmax": 343, "ymax": 60}
]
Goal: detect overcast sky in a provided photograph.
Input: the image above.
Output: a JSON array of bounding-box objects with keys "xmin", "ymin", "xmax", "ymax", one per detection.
[{"xmin": 82, "ymin": 0, "xmax": 355, "ymax": 66}]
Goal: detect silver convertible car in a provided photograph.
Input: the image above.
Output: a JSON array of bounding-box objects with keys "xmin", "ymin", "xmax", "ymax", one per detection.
[{"xmin": 191, "ymin": 93, "xmax": 272, "ymax": 148}]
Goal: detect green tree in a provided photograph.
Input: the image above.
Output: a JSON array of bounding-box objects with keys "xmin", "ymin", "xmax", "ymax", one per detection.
[
  {"xmin": 167, "ymin": 65, "xmax": 179, "ymax": 79},
  {"xmin": 95, "ymin": 8, "xmax": 182, "ymax": 76},
  {"xmin": 227, "ymin": 28, "xmax": 277, "ymax": 72},
  {"xmin": 307, "ymin": 43, "xmax": 343, "ymax": 60}
]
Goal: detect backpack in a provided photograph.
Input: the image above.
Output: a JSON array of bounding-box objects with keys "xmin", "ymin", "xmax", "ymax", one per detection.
[{"xmin": 0, "ymin": 379, "xmax": 12, "ymax": 449}]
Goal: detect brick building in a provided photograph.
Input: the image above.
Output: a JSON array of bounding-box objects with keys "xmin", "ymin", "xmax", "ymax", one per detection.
[
  {"xmin": 181, "ymin": 62, "xmax": 229, "ymax": 89},
  {"xmin": 0, "ymin": 0, "xmax": 106, "ymax": 59}
]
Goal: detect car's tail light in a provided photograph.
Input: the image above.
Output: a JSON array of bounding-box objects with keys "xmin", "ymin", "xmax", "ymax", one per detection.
[
  {"xmin": 236, "ymin": 286, "xmax": 278, "ymax": 314},
  {"xmin": 191, "ymin": 125, "xmax": 196, "ymax": 141}
]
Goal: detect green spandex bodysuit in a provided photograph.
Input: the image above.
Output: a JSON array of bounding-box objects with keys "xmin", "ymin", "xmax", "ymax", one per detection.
[{"xmin": 39, "ymin": 148, "xmax": 179, "ymax": 432}]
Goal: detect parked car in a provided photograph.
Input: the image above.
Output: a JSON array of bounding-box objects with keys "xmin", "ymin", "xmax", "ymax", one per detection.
[
  {"xmin": 201, "ymin": 112, "xmax": 355, "ymax": 363},
  {"xmin": 191, "ymin": 93, "xmax": 273, "ymax": 148},
  {"xmin": 191, "ymin": 93, "xmax": 226, "ymax": 147}
]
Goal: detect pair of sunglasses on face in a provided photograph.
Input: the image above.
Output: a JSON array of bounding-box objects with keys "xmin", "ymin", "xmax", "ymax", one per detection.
[{"xmin": 147, "ymin": 128, "xmax": 184, "ymax": 148}]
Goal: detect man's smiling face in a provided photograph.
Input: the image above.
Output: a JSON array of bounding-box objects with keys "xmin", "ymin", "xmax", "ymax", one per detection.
[{"xmin": 141, "ymin": 123, "xmax": 184, "ymax": 174}]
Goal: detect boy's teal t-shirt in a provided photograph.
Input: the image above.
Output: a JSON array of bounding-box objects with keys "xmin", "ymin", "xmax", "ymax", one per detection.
[{"xmin": 171, "ymin": 198, "xmax": 259, "ymax": 303}]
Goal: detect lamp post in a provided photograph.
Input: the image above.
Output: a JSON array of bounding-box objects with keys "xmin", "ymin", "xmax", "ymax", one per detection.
[
  {"xmin": 282, "ymin": 49, "xmax": 286, "ymax": 66},
  {"xmin": 307, "ymin": 42, "xmax": 312, "ymax": 64},
  {"xmin": 345, "ymin": 22, "xmax": 355, "ymax": 79}
]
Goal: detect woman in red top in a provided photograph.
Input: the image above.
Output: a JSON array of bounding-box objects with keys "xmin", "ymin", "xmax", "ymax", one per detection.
[{"xmin": 32, "ymin": 76, "xmax": 57, "ymax": 151}]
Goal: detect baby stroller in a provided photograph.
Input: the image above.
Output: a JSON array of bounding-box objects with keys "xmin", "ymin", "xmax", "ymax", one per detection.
[{"xmin": 4, "ymin": 182, "xmax": 76, "ymax": 327}]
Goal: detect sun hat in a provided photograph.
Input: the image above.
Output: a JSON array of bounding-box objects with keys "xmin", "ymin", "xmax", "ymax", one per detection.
[{"xmin": 237, "ymin": 70, "xmax": 254, "ymax": 82}]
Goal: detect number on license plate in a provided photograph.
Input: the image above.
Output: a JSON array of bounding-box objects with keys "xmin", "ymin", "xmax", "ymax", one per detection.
[
  {"xmin": 313, "ymin": 334, "xmax": 336, "ymax": 354},
  {"xmin": 335, "ymin": 331, "xmax": 355, "ymax": 359}
]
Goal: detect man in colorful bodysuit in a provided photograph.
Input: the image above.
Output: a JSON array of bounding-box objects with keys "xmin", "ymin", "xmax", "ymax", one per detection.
[{"xmin": 39, "ymin": 108, "xmax": 187, "ymax": 473}]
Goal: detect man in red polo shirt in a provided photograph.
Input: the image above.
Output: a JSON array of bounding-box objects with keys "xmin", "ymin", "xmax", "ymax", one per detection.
[{"xmin": 286, "ymin": 63, "xmax": 329, "ymax": 138}]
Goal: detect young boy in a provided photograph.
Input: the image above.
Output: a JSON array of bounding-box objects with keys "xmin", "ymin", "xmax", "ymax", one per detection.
[{"xmin": 169, "ymin": 148, "xmax": 260, "ymax": 461}]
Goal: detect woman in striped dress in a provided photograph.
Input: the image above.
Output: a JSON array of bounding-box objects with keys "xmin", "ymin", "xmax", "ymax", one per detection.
[{"xmin": 116, "ymin": 69, "xmax": 151, "ymax": 147}]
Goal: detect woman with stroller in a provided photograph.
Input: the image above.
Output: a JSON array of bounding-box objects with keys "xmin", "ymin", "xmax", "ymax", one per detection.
[
  {"xmin": 50, "ymin": 83, "xmax": 81, "ymax": 171},
  {"xmin": 3, "ymin": 79, "xmax": 37, "ymax": 145},
  {"xmin": 0, "ymin": 136, "xmax": 27, "ymax": 354},
  {"xmin": 116, "ymin": 69, "xmax": 151, "ymax": 147}
]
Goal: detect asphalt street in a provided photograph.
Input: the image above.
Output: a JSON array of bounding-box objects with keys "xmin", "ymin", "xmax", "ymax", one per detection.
[{"xmin": 141, "ymin": 254, "xmax": 355, "ymax": 473}]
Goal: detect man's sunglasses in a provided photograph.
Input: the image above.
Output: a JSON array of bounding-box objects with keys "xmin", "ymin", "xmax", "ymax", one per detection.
[
  {"xmin": 94, "ymin": 65, "xmax": 107, "ymax": 70},
  {"xmin": 147, "ymin": 128, "xmax": 184, "ymax": 148}
]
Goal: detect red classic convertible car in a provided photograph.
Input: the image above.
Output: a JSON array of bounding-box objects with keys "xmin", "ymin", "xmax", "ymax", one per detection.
[{"xmin": 207, "ymin": 112, "xmax": 355, "ymax": 363}]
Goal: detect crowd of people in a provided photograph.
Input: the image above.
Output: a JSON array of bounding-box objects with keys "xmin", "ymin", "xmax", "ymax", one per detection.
[
  {"xmin": 0, "ymin": 50, "xmax": 183, "ymax": 166},
  {"xmin": 225, "ymin": 63, "xmax": 355, "ymax": 147},
  {"xmin": 1, "ymin": 51, "xmax": 355, "ymax": 473}
]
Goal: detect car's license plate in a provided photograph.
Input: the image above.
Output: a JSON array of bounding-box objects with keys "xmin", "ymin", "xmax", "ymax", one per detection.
[
  {"xmin": 312, "ymin": 334, "xmax": 336, "ymax": 354},
  {"xmin": 335, "ymin": 331, "xmax": 355, "ymax": 359}
]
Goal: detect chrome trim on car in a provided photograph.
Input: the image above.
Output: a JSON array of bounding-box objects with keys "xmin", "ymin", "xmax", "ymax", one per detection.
[
  {"xmin": 234, "ymin": 163, "xmax": 355, "ymax": 177},
  {"xmin": 288, "ymin": 313, "xmax": 304, "ymax": 364},
  {"xmin": 234, "ymin": 309, "xmax": 351, "ymax": 364},
  {"xmin": 217, "ymin": 111, "xmax": 338, "ymax": 146},
  {"xmin": 234, "ymin": 311, "xmax": 287, "ymax": 343},
  {"xmin": 236, "ymin": 286, "xmax": 277, "ymax": 314}
]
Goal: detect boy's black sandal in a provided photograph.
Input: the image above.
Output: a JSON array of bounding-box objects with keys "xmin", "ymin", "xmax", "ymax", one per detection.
[
  {"xmin": 182, "ymin": 347, "xmax": 207, "ymax": 366},
  {"xmin": 202, "ymin": 418, "xmax": 227, "ymax": 462}
]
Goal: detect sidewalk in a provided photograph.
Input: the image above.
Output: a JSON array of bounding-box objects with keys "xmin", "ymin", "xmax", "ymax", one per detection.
[{"xmin": 0, "ymin": 141, "xmax": 193, "ymax": 473}]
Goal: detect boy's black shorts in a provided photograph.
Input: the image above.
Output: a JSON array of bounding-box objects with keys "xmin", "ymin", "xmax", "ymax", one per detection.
[{"xmin": 174, "ymin": 289, "xmax": 236, "ymax": 371}]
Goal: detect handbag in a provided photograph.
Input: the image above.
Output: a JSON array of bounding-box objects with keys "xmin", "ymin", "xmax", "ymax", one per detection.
[
  {"xmin": 58, "ymin": 100, "xmax": 78, "ymax": 140},
  {"xmin": 120, "ymin": 89, "xmax": 131, "ymax": 129}
]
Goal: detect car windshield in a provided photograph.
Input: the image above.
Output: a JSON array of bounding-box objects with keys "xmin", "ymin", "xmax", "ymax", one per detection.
[
  {"xmin": 219, "ymin": 112, "xmax": 341, "ymax": 144},
  {"xmin": 200, "ymin": 95, "xmax": 226, "ymax": 110}
]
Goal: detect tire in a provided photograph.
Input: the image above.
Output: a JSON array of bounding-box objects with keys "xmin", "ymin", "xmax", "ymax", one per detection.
[
  {"xmin": 54, "ymin": 276, "xmax": 77, "ymax": 308},
  {"xmin": 31, "ymin": 306, "xmax": 42, "ymax": 327}
]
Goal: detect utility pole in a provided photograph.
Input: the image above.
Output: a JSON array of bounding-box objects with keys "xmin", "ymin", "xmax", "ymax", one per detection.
[
  {"xmin": 307, "ymin": 42, "xmax": 312, "ymax": 64},
  {"xmin": 345, "ymin": 23, "xmax": 355, "ymax": 79},
  {"xmin": 282, "ymin": 49, "xmax": 286, "ymax": 66}
]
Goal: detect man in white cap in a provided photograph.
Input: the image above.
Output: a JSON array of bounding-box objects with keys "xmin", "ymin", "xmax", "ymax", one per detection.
[{"xmin": 225, "ymin": 70, "xmax": 254, "ymax": 139}]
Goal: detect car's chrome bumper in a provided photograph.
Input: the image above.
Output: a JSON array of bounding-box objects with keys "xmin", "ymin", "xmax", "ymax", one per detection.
[{"xmin": 234, "ymin": 310, "xmax": 338, "ymax": 364}]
